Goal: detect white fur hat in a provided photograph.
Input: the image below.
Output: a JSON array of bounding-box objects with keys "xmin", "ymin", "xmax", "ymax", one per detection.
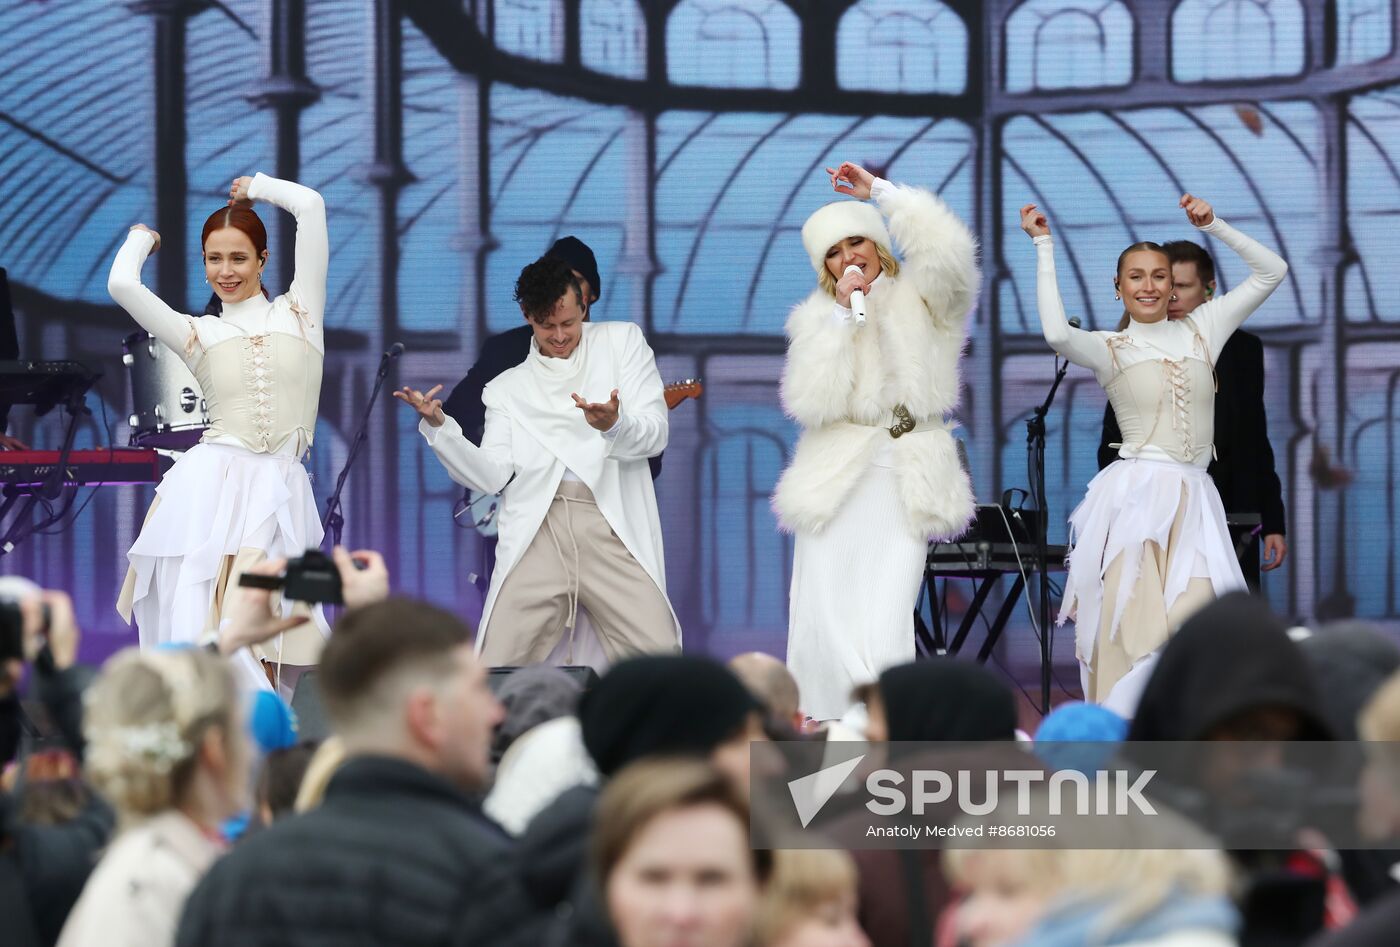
[{"xmin": 800, "ymin": 200, "xmax": 891, "ymax": 273}]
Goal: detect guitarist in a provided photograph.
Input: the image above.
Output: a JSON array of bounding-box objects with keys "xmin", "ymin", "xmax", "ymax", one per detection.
[
  {"xmin": 396, "ymin": 256, "xmax": 681, "ymax": 666},
  {"xmin": 441, "ymin": 236, "xmax": 662, "ymax": 479}
]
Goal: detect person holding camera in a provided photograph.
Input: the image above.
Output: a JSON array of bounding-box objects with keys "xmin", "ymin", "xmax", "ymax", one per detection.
[
  {"xmin": 109, "ymin": 173, "xmax": 330, "ymax": 690},
  {"xmin": 0, "ymin": 585, "xmax": 113, "ymax": 947},
  {"xmin": 396, "ymin": 256, "xmax": 679, "ymax": 667}
]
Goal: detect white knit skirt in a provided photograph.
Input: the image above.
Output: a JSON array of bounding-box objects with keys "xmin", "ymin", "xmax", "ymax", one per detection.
[
  {"xmin": 1061, "ymin": 457, "xmax": 1245, "ymax": 702},
  {"xmin": 786, "ymin": 459, "xmax": 926, "ymax": 722},
  {"xmin": 118, "ymin": 442, "xmax": 330, "ymax": 691}
]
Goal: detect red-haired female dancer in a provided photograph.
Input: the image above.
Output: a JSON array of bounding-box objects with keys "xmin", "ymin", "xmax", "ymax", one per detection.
[{"xmin": 110, "ymin": 174, "xmax": 328, "ymax": 690}]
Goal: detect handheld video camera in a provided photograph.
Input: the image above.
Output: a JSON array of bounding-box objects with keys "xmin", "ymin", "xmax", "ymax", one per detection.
[{"xmin": 237, "ymin": 549, "xmax": 351, "ymax": 606}]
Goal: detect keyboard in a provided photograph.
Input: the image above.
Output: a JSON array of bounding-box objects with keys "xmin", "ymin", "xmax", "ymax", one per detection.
[{"xmin": 0, "ymin": 449, "xmax": 167, "ymax": 487}]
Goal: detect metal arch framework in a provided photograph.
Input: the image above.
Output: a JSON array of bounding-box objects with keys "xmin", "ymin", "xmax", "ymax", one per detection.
[
  {"xmin": 338, "ymin": 0, "xmax": 1400, "ymax": 622},
  {"xmin": 5, "ymin": 0, "xmax": 1400, "ymax": 632}
]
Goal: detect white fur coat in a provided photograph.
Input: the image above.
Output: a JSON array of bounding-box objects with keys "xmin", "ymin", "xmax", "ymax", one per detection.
[{"xmin": 772, "ymin": 181, "xmax": 978, "ymax": 541}]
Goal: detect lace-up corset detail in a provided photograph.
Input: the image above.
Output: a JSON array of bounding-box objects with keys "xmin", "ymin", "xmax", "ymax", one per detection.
[
  {"xmin": 244, "ymin": 335, "xmax": 275, "ymax": 445},
  {"xmin": 193, "ymin": 332, "xmax": 323, "ymax": 455},
  {"xmin": 1105, "ymin": 354, "xmax": 1216, "ymax": 467}
]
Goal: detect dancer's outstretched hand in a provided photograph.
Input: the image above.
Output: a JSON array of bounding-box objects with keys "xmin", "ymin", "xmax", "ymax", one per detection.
[
  {"xmin": 826, "ymin": 162, "xmax": 874, "ymax": 200},
  {"xmin": 1019, "ymin": 204, "xmax": 1050, "ymax": 238},
  {"xmin": 394, "ymin": 384, "xmax": 446, "ymax": 427},
  {"xmin": 572, "ymin": 389, "xmax": 620, "ymax": 432},
  {"xmin": 1180, "ymin": 193, "xmax": 1215, "ymax": 227}
]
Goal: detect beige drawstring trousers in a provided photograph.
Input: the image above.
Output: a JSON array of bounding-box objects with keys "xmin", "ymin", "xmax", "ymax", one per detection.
[{"xmin": 479, "ymin": 481, "xmax": 678, "ymax": 666}]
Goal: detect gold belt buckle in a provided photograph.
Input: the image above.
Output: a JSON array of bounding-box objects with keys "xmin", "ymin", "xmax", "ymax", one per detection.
[{"xmin": 889, "ymin": 404, "xmax": 916, "ymax": 439}]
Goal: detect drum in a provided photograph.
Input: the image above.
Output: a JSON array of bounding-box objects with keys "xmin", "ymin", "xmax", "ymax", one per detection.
[{"xmin": 122, "ymin": 331, "xmax": 209, "ymax": 449}]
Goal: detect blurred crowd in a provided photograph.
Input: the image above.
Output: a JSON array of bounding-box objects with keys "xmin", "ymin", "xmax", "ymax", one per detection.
[{"xmin": 3, "ymin": 555, "xmax": 1400, "ymax": 947}]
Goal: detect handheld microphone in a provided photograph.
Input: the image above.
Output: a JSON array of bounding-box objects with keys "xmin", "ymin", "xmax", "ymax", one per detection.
[{"xmin": 843, "ymin": 264, "xmax": 867, "ymax": 327}]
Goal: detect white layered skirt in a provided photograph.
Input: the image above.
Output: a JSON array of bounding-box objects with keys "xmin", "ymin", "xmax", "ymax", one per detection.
[
  {"xmin": 118, "ymin": 442, "xmax": 330, "ymax": 691},
  {"xmin": 786, "ymin": 457, "xmax": 926, "ymax": 722},
  {"xmin": 1060, "ymin": 457, "xmax": 1245, "ymax": 703}
]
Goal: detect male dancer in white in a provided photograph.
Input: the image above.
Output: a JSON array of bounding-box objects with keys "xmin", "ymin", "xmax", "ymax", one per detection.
[{"xmin": 396, "ymin": 257, "xmax": 679, "ymax": 665}]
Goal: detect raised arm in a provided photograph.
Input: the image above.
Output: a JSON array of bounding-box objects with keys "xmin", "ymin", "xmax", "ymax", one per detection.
[
  {"xmin": 594, "ymin": 323, "xmax": 668, "ymax": 460},
  {"xmin": 1184, "ymin": 199, "xmax": 1288, "ymax": 362},
  {"xmin": 1021, "ymin": 205, "xmax": 1113, "ymax": 376},
  {"xmin": 873, "ymin": 179, "xmax": 979, "ymax": 325},
  {"xmin": 107, "ymin": 227, "xmax": 198, "ymax": 356},
  {"xmin": 826, "ymin": 161, "xmax": 979, "ymax": 326},
  {"xmin": 244, "ymin": 173, "xmax": 328, "ymax": 342}
]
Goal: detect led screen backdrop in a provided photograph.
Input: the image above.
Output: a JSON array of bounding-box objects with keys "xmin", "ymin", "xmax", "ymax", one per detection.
[{"xmin": 2, "ymin": 0, "xmax": 1397, "ymax": 677}]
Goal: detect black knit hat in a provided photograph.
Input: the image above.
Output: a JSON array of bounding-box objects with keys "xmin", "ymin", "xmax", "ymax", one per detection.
[
  {"xmin": 579, "ymin": 655, "xmax": 760, "ymax": 777},
  {"xmin": 544, "ymin": 235, "xmax": 601, "ymax": 304},
  {"xmin": 878, "ymin": 660, "xmax": 1019, "ymax": 743}
]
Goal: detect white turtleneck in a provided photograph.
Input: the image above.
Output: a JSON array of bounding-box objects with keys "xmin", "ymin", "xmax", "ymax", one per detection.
[
  {"xmin": 1033, "ymin": 217, "xmax": 1287, "ymax": 381},
  {"xmin": 522, "ymin": 333, "xmax": 620, "ymax": 483},
  {"xmin": 108, "ymin": 173, "xmax": 327, "ymax": 456},
  {"xmin": 1033, "ymin": 216, "xmax": 1287, "ymax": 466}
]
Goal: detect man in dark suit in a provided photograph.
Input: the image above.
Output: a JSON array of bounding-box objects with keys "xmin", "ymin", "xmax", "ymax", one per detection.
[
  {"xmin": 1098, "ymin": 240, "xmax": 1286, "ymax": 588},
  {"xmin": 442, "ymin": 236, "xmax": 661, "ymax": 478}
]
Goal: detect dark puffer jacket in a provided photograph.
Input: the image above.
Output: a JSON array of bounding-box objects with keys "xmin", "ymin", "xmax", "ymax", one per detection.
[{"xmin": 176, "ymin": 755, "xmax": 545, "ymax": 947}]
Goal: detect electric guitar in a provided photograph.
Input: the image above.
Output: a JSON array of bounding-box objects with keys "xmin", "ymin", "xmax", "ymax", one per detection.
[{"xmin": 456, "ymin": 379, "xmax": 703, "ymax": 537}]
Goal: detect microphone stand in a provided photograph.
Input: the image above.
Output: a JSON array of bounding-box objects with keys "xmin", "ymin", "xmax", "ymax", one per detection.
[
  {"xmin": 322, "ymin": 345, "xmax": 402, "ymax": 551},
  {"xmin": 1026, "ymin": 353, "xmax": 1071, "ymax": 713}
]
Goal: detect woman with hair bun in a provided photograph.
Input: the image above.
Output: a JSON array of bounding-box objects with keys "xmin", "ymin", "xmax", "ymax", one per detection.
[
  {"xmin": 109, "ymin": 175, "xmax": 329, "ymax": 690},
  {"xmin": 1021, "ymin": 195, "xmax": 1287, "ymax": 705},
  {"xmin": 57, "ymin": 647, "xmax": 246, "ymax": 947}
]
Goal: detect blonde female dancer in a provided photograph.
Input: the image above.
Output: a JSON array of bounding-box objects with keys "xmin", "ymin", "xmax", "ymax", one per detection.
[{"xmin": 1021, "ymin": 195, "xmax": 1287, "ymax": 703}]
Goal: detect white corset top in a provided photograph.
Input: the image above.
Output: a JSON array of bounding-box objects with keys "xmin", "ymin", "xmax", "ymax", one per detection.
[
  {"xmin": 1104, "ymin": 352, "xmax": 1216, "ymax": 468},
  {"xmin": 194, "ymin": 332, "xmax": 323, "ymax": 456}
]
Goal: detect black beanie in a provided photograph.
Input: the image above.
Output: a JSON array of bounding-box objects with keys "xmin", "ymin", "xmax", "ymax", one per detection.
[
  {"xmin": 545, "ymin": 235, "xmax": 601, "ymax": 304},
  {"xmin": 579, "ymin": 655, "xmax": 760, "ymax": 777},
  {"xmin": 878, "ymin": 660, "xmax": 1019, "ymax": 743}
]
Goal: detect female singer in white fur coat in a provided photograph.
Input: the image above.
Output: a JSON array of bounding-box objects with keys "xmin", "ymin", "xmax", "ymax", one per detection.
[{"xmin": 774, "ymin": 161, "xmax": 978, "ymax": 721}]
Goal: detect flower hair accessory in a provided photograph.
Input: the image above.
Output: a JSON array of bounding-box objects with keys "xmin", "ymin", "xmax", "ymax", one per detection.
[{"xmin": 100, "ymin": 722, "xmax": 192, "ymax": 773}]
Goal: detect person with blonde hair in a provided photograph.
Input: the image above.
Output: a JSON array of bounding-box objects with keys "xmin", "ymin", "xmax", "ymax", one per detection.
[
  {"xmin": 775, "ymin": 160, "xmax": 978, "ymax": 722},
  {"xmin": 1021, "ymin": 196, "xmax": 1287, "ymax": 704},
  {"xmin": 57, "ymin": 647, "xmax": 246, "ymax": 947},
  {"xmin": 596, "ymin": 757, "xmax": 773, "ymax": 947},
  {"xmin": 757, "ymin": 849, "xmax": 870, "ymax": 947},
  {"xmin": 945, "ymin": 844, "xmax": 1237, "ymax": 947}
]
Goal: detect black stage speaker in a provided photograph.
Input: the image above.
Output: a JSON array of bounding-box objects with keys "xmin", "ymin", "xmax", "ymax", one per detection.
[
  {"xmin": 289, "ymin": 670, "xmax": 331, "ymax": 743},
  {"xmin": 290, "ymin": 665, "xmax": 602, "ymax": 742},
  {"xmin": 488, "ymin": 665, "xmax": 600, "ymax": 694}
]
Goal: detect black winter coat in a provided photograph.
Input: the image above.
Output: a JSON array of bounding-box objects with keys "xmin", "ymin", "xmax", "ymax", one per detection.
[{"xmin": 176, "ymin": 756, "xmax": 546, "ymax": 947}]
